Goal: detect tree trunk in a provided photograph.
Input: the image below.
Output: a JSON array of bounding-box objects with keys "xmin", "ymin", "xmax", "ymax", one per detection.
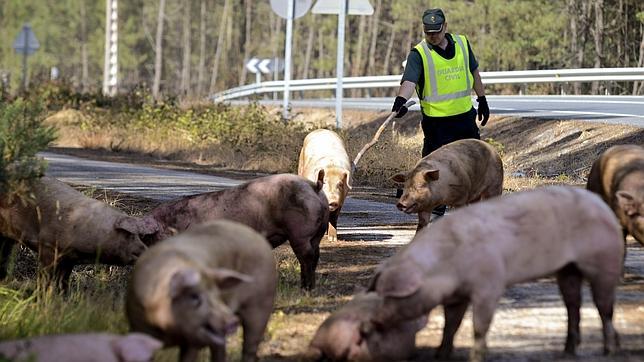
[
  {"xmin": 80, "ymin": 0, "xmax": 89, "ymax": 92},
  {"xmin": 300, "ymin": 15, "xmax": 315, "ymax": 79},
  {"xmin": 366, "ymin": 0, "xmax": 382, "ymax": 77},
  {"xmin": 179, "ymin": 0, "xmax": 191, "ymax": 97},
  {"xmin": 634, "ymin": 22, "xmax": 644, "ymax": 95},
  {"xmin": 568, "ymin": 0, "xmax": 581, "ymax": 94},
  {"xmin": 591, "ymin": 0, "xmax": 604, "ymax": 94},
  {"xmin": 239, "ymin": 0, "xmax": 252, "ymax": 85},
  {"xmin": 196, "ymin": 0, "xmax": 207, "ymax": 96},
  {"xmin": 209, "ymin": 0, "xmax": 231, "ymax": 92},
  {"xmin": 350, "ymin": 15, "xmax": 367, "ymax": 96},
  {"xmin": 317, "ymin": 27, "xmax": 324, "ymax": 78},
  {"xmin": 382, "ymin": 22, "xmax": 395, "ymax": 75},
  {"xmin": 152, "ymin": 0, "xmax": 166, "ymax": 99}
]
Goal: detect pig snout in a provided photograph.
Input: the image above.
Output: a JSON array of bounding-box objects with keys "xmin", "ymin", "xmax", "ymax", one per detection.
[
  {"xmin": 202, "ymin": 314, "xmax": 239, "ymax": 346},
  {"xmin": 396, "ymin": 200, "xmax": 418, "ymax": 214},
  {"xmin": 329, "ymin": 201, "xmax": 340, "ymax": 212},
  {"xmin": 126, "ymin": 241, "xmax": 147, "ymax": 264}
]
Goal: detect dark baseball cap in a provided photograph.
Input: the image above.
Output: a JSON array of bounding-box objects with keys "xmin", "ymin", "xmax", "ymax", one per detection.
[{"xmin": 423, "ymin": 8, "xmax": 445, "ymax": 33}]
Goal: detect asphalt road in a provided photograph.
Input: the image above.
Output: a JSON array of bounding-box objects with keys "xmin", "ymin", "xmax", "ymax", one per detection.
[{"xmin": 232, "ymin": 95, "xmax": 644, "ymax": 127}]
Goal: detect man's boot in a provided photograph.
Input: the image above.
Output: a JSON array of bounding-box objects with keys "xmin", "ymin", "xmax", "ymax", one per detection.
[{"xmin": 430, "ymin": 205, "xmax": 448, "ymax": 222}]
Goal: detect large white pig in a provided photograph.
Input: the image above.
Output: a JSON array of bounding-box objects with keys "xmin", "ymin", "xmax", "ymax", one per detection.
[
  {"xmin": 0, "ymin": 332, "xmax": 162, "ymax": 362},
  {"xmin": 307, "ymin": 292, "xmax": 426, "ymax": 362},
  {"xmin": 0, "ymin": 177, "xmax": 157, "ymax": 289},
  {"xmin": 298, "ymin": 129, "xmax": 351, "ymax": 242},
  {"xmin": 391, "ymin": 139, "xmax": 503, "ymax": 230},
  {"xmin": 369, "ymin": 186, "xmax": 623, "ymax": 362},
  {"xmin": 127, "ymin": 220, "xmax": 277, "ymax": 362},
  {"xmin": 586, "ymin": 144, "xmax": 644, "ymax": 245}
]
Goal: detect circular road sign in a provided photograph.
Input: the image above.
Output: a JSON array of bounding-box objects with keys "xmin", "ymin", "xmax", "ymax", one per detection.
[{"xmin": 270, "ymin": 0, "xmax": 312, "ymax": 19}]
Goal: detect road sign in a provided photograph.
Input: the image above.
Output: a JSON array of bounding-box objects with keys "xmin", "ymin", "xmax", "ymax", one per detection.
[
  {"xmin": 13, "ymin": 24, "xmax": 39, "ymax": 55},
  {"xmin": 312, "ymin": 0, "xmax": 374, "ymax": 15},
  {"xmin": 246, "ymin": 58, "xmax": 284, "ymax": 74},
  {"xmin": 270, "ymin": 0, "xmax": 312, "ymax": 19},
  {"xmin": 257, "ymin": 59, "xmax": 271, "ymax": 74},
  {"xmin": 246, "ymin": 58, "xmax": 261, "ymax": 73}
]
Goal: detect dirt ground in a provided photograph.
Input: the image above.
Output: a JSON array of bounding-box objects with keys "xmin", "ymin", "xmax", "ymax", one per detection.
[{"xmin": 43, "ymin": 110, "xmax": 644, "ymax": 361}]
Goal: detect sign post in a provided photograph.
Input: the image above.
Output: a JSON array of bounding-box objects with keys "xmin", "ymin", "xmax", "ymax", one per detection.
[
  {"xmin": 312, "ymin": 0, "xmax": 374, "ymax": 128},
  {"xmin": 12, "ymin": 23, "xmax": 40, "ymax": 91},
  {"xmin": 270, "ymin": 0, "xmax": 312, "ymax": 120},
  {"xmin": 246, "ymin": 57, "xmax": 285, "ymax": 85},
  {"xmin": 103, "ymin": 0, "xmax": 118, "ymax": 96}
]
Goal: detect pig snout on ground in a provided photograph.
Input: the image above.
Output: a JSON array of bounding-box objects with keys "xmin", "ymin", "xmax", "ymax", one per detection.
[
  {"xmin": 369, "ymin": 186, "xmax": 623, "ymax": 362},
  {"xmin": 141, "ymin": 173, "xmax": 328, "ymax": 290},
  {"xmin": 586, "ymin": 144, "xmax": 644, "ymax": 246},
  {"xmin": 298, "ymin": 129, "xmax": 351, "ymax": 242},
  {"xmin": 0, "ymin": 332, "xmax": 162, "ymax": 362},
  {"xmin": 307, "ymin": 292, "xmax": 426, "ymax": 362},
  {"xmin": 0, "ymin": 176, "xmax": 157, "ymax": 290},
  {"xmin": 391, "ymin": 139, "xmax": 503, "ymax": 231},
  {"xmin": 126, "ymin": 220, "xmax": 277, "ymax": 362}
]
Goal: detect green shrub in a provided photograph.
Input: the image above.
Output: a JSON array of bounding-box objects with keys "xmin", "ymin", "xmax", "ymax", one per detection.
[{"xmin": 0, "ymin": 98, "xmax": 57, "ymax": 200}]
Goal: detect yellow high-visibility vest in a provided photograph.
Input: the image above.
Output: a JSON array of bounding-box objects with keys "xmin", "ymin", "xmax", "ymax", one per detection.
[{"xmin": 415, "ymin": 35, "xmax": 473, "ymax": 117}]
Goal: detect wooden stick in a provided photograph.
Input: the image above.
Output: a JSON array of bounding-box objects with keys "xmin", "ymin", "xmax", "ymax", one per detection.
[{"xmin": 352, "ymin": 100, "xmax": 416, "ymax": 173}]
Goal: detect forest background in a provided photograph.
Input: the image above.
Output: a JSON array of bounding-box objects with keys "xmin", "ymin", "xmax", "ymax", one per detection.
[{"xmin": 1, "ymin": 0, "xmax": 643, "ymax": 99}]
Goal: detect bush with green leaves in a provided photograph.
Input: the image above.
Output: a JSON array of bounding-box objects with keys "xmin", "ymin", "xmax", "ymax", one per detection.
[{"xmin": 0, "ymin": 98, "xmax": 57, "ymax": 200}]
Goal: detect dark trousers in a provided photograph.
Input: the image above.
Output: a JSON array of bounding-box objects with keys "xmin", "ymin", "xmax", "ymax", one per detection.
[{"xmin": 421, "ymin": 107, "xmax": 480, "ymax": 157}]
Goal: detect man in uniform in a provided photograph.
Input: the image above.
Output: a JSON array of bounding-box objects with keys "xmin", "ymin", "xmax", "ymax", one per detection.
[{"xmin": 392, "ymin": 8, "xmax": 490, "ymax": 219}]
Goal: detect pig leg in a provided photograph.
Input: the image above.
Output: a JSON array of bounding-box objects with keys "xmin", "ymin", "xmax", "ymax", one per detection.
[
  {"xmin": 588, "ymin": 275, "xmax": 620, "ymax": 355},
  {"xmin": 38, "ymin": 252, "xmax": 73, "ymax": 291},
  {"xmin": 179, "ymin": 345, "xmax": 199, "ymax": 362},
  {"xmin": 239, "ymin": 303, "xmax": 273, "ymax": 362},
  {"xmin": 417, "ymin": 211, "xmax": 431, "ymax": 231},
  {"xmin": 469, "ymin": 289, "xmax": 502, "ymax": 362},
  {"xmin": 289, "ymin": 237, "xmax": 320, "ymax": 290},
  {"xmin": 0, "ymin": 236, "xmax": 15, "ymax": 279},
  {"xmin": 328, "ymin": 210, "xmax": 339, "ymax": 242},
  {"xmin": 556, "ymin": 264, "xmax": 583, "ymax": 355},
  {"xmin": 208, "ymin": 344, "xmax": 225, "ymax": 362},
  {"xmin": 436, "ymin": 299, "xmax": 469, "ymax": 359}
]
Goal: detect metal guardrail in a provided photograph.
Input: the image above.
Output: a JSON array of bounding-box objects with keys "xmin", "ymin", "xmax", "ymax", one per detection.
[{"xmin": 212, "ymin": 67, "xmax": 644, "ymax": 102}]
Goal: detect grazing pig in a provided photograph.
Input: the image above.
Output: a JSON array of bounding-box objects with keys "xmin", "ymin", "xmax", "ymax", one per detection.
[
  {"xmin": 586, "ymin": 144, "xmax": 644, "ymax": 245},
  {"xmin": 307, "ymin": 292, "xmax": 427, "ymax": 362},
  {"xmin": 391, "ymin": 139, "xmax": 503, "ymax": 230},
  {"xmin": 298, "ymin": 129, "xmax": 352, "ymax": 242},
  {"xmin": 0, "ymin": 332, "xmax": 162, "ymax": 362},
  {"xmin": 126, "ymin": 220, "xmax": 277, "ymax": 362},
  {"xmin": 0, "ymin": 177, "xmax": 157, "ymax": 289},
  {"xmin": 368, "ymin": 186, "xmax": 623, "ymax": 362},
  {"xmin": 141, "ymin": 173, "xmax": 329, "ymax": 289}
]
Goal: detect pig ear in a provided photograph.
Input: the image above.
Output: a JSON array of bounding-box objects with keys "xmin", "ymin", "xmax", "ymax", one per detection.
[
  {"xmin": 205, "ymin": 267, "xmax": 254, "ymax": 290},
  {"xmin": 376, "ymin": 264, "xmax": 422, "ymax": 298},
  {"xmin": 390, "ymin": 172, "xmax": 406, "ymax": 183},
  {"xmin": 116, "ymin": 216, "xmax": 160, "ymax": 236},
  {"xmin": 616, "ymin": 191, "xmax": 638, "ymax": 216},
  {"xmin": 423, "ymin": 169, "xmax": 439, "ymax": 182},
  {"xmin": 112, "ymin": 333, "xmax": 163, "ymax": 362},
  {"xmin": 315, "ymin": 169, "xmax": 325, "ymax": 192},
  {"xmin": 169, "ymin": 268, "xmax": 201, "ymax": 299}
]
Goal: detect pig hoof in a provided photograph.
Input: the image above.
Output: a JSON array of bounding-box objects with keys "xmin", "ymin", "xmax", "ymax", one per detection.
[{"xmin": 435, "ymin": 345, "xmax": 452, "ymax": 359}]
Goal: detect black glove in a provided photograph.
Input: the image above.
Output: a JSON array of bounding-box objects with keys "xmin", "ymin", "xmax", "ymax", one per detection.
[
  {"xmin": 391, "ymin": 96, "xmax": 408, "ymax": 118},
  {"xmin": 476, "ymin": 96, "xmax": 490, "ymax": 126}
]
